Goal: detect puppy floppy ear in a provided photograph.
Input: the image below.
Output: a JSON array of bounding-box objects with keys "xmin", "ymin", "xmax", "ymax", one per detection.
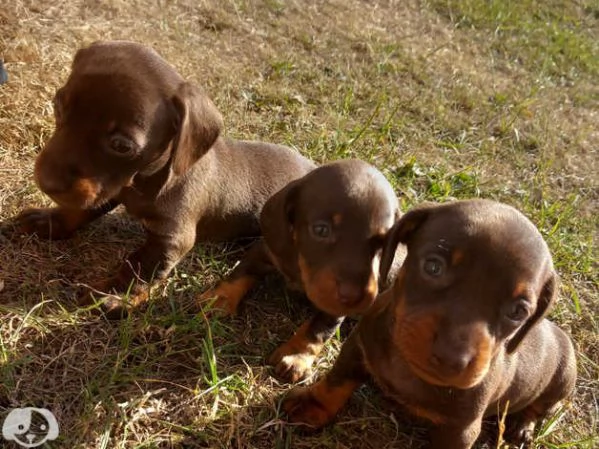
[
  {"xmin": 260, "ymin": 179, "xmax": 302, "ymax": 257},
  {"xmin": 506, "ymin": 270, "xmax": 557, "ymax": 354},
  {"xmin": 379, "ymin": 205, "xmax": 433, "ymax": 285},
  {"xmin": 170, "ymin": 82, "xmax": 224, "ymax": 176}
]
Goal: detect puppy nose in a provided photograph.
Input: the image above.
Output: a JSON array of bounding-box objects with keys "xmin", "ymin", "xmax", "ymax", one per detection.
[
  {"xmin": 337, "ymin": 282, "xmax": 363, "ymax": 305},
  {"xmin": 430, "ymin": 344, "xmax": 473, "ymax": 375},
  {"xmin": 34, "ymin": 158, "xmax": 75, "ymax": 195},
  {"xmin": 36, "ymin": 173, "xmax": 70, "ymax": 195}
]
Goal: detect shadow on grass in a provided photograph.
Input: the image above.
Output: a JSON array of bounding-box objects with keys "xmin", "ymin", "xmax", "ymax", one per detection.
[
  {"xmin": 0, "ymin": 211, "xmax": 145, "ymax": 308},
  {"xmin": 0, "ymin": 279, "xmax": 423, "ymax": 448},
  {"xmin": 0, "ymin": 214, "xmax": 561, "ymax": 449}
]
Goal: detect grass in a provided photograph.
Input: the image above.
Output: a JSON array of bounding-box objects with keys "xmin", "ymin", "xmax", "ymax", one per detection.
[{"xmin": 0, "ymin": 0, "xmax": 597, "ymax": 448}]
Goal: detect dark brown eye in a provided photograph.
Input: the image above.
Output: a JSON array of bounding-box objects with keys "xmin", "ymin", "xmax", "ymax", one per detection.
[
  {"xmin": 109, "ymin": 135, "xmax": 136, "ymax": 156},
  {"xmin": 505, "ymin": 298, "xmax": 530, "ymax": 322},
  {"xmin": 422, "ymin": 256, "xmax": 445, "ymax": 277},
  {"xmin": 310, "ymin": 221, "xmax": 332, "ymax": 240}
]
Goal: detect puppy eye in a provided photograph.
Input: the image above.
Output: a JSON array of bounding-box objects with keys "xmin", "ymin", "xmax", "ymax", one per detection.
[
  {"xmin": 109, "ymin": 135, "xmax": 137, "ymax": 156},
  {"xmin": 422, "ymin": 256, "xmax": 445, "ymax": 277},
  {"xmin": 505, "ymin": 298, "xmax": 530, "ymax": 322},
  {"xmin": 310, "ymin": 221, "xmax": 332, "ymax": 240}
]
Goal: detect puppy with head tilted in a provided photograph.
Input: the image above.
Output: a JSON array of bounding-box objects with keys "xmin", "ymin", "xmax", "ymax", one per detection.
[
  {"xmin": 8, "ymin": 40, "xmax": 315, "ymax": 316},
  {"xmin": 283, "ymin": 199, "xmax": 577, "ymax": 449},
  {"xmin": 199, "ymin": 159, "xmax": 403, "ymax": 383}
]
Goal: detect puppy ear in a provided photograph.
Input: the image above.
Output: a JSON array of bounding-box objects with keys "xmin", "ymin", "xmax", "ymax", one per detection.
[
  {"xmin": 72, "ymin": 41, "xmax": 106, "ymax": 67},
  {"xmin": 506, "ymin": 271, "xmax": 557, "ymax": 354},
  {"xmin": 170, "ymin": 82, "xmax": 224, "ymax": 176},
  {"xmin": 379, "ymin": 205, "xmax": 433, "ymax": 285},
  {"xmin": 260, "ymin": 179, "xmax": 302, "ymax": 257}
]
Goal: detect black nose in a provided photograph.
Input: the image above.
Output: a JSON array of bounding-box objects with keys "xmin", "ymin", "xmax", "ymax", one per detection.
[{"xmin": 337, "ymin": 282, "xmax": 363, "ymax": 305}]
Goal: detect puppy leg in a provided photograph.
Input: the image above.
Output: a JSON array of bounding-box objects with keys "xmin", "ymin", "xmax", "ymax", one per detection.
[
  {"xmin": 503, "ymin": 408, "xmax": 538, "ymax": 448},
  {"xmin": 10, "ymin": 201, "xmax": 118, "ymax": 239},
  {"xmin": 283, "ymin": 330, "xmax": 368, "ymax": 427},
  {"xmin": 429, "ymin": 419, "xmax": 483, "ymax": 449},
  {"xmin": 505, "ymin": 327, "xmax": 577, "ymax": 448},
  {"xmin": 269, "ymin": 311, "xmax": 344, "ymax": 383},
  {"xmin": 198, "ymin": 240, "xmax": 275, "ymax": 315},
  {"xmin": 504, "ymin": 375, "xmax": 576, "ymax": 446},
  {"xmin": 82, "ymin": 227, "xmax": 196, "ymax": 318}
]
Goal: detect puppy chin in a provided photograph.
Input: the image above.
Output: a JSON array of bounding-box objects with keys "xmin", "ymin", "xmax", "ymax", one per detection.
[
  {"xmin": 408, "ymin": 361, "xmax": 488, "ymax": 390},
  {"xmin": 52, "ymin": 177, "xmax": 128, "ymax": 209},
  {"xmin": 49, "ymin": 189, "xmax": 112, "ymax": 210},
  {"xmin": 344, "ymin": 294, "xmax": 378, "ymax": 316},
  {"xmin": 310, "ymin": 292, "xmax": 376, "ymax": 317}
]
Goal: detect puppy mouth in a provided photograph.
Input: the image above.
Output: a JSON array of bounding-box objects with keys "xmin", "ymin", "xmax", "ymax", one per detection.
[
  {"xmin": 406, "ymin": 358, "xmax": 486, "ymax": 390},
  {"xmin": 45, "ymin": 177, "xmax": 126, "ymax": 210},
  {"xmin": 309, "ymin": 290, "xmax": 377, "ymax": 317},
  {"xmin": 297, "ymin": 256, "xmax": 379, "ymax": 316},
  {"xmin": 49, "ymin": 189, "xmax": 110, "ymax": 210},
  {"xmin": 339, "ymin": 292, "xmax": 378, "ymax": 313}
]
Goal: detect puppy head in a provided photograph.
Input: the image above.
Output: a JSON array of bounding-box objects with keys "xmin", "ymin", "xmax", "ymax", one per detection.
[
  {"xmin": 382, "ymin": 199, "xmax": 556, "ymax": 390},
  {"xmin": 34, "ymin": 40, "xmax": 223, "ymax": 209},
  {"xmin": 261, "ymin": 159, "xmax": 400, "ymax": 317}
]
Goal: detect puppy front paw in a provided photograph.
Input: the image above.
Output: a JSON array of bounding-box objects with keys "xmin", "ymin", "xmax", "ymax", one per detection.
[
  {"xmin": 77, "ymin": 278, "xmax": 149, "ymax": 320},
  {"xmin": 11, "ymin": 208, "xmax": 76, "ymax": 240},
  {"xmin": 269, "ymin": 346, "xmax": 316, "ymax": 383},
  {"xmin": 197, "ymin": 276, "xmax": 255, "ymax": 316},
  {"xmin": 99, "ymin": 295, "xmax": 131, "ymax": 320},
  {"xmin": 282, "ymin": 385, "xmax": 335, "ymax": 428},
  {"xmin": 504, "ymin": 415, "xmax": 536, "ymax": 448},
  {"xmin": 197, "ymin": 287, "xmax": 237, "ymax": 316}
]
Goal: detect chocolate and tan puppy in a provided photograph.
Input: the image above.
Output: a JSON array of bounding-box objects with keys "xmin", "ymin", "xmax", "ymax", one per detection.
[
  {"xmin": 283, "ymin": 199, "xmax": 577, "ymax": 449},
  {"xmin": 199, "ymin": 159, "xmax": 403, "ymax": 383},
  {"xmin": 9, "ymin": 40, "xmax": 315, "ymax": 316}
]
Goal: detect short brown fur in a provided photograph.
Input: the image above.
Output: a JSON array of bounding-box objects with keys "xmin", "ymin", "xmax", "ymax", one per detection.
[
  {"xmin": 7, "ymin": 40, "xmax": 314, "ymax": 317},
  {"xmin": 283, "ymin": 199, "xmax": 577, "ymax": 449},
  {"xmin": 199, "ymin": 160, "xmax": 404, "ymax": 382}
]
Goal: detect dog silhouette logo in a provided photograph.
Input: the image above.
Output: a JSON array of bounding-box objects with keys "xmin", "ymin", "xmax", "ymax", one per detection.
[{"xmin": 2, "ymin": 408, "xmax": 59, "ymax": 447}]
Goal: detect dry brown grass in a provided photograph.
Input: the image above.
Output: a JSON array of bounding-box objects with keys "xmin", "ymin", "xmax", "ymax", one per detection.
[{"xmin": 0, "ymin": 0, "xmax": 597, "ymax": 448}]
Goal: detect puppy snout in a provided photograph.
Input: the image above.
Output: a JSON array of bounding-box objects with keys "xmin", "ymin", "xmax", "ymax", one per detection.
[
  {"xmin": 430, "ymin": 339, "xmax": 475, "ymax": 376},
  {"xmin": 34, "ymin": 154, "xmax": 76, "ymax": 195},
  {"xmin": 337, "ymin": 281, "xmax": 364, "ymax": 306},
  {"xmin": 36, "ymin": 172, "xmax": 71, "ymax": 195},
  {"xmin": 35, "ymin": 170, "xmax": 66, "ymax": 196}
]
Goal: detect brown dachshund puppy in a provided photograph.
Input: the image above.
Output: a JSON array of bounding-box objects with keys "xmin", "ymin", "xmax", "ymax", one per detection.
[
  {"xmin": 199, "ymin": 159, "xmax": 403, "ymax": 383},
  {"xmin": 283, "ymin": 199, "xmax": 577, "ymax": 449},
  {"xmin": 9, "ymin": 40, "xmax": 315, "ymax": 316}
]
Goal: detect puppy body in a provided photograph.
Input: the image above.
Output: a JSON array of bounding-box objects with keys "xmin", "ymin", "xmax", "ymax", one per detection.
[
  {"xmin": 284, "ymin": 199, "xmax": 576, "ymax": 449},
  {"xmin": 200, "ymin": 159, "xmax": 403, "ymax": 383},
  {"xmin": 11, "ymin": 41, "xmax": 314, "ymax": 314},
  {"xmin": 355, "ymin": 292, "xmax": 576, "ymax": 447},
  {"xmin": 120, "ymin": 138, "xmax": 313, "ymax": 243}
]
